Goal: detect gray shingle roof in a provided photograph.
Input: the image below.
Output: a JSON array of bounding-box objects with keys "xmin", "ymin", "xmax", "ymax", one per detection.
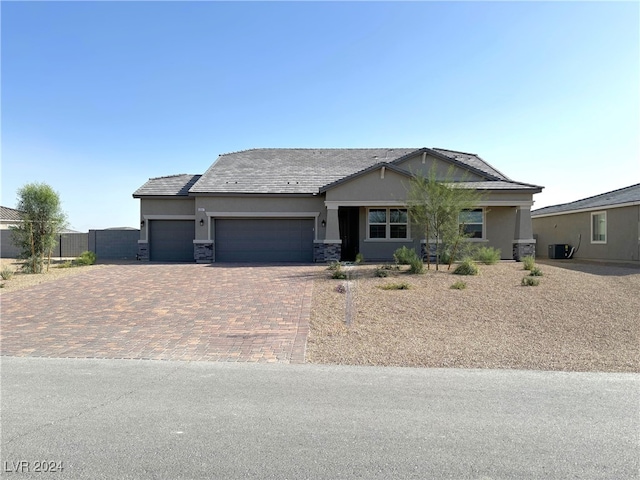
[
  {"xmin": 532, "ymin": 183, "xmax": 640, "ymax": 216},
  {"xmin": 133, "ymin": 174, "xmax": 202, "ymax": 197},
  {"xmin": 188, "ymin": 148, "xmax": 533, "ymax": 195},
  {"xmin": 1, "ymin": 206, "xmax": 23, "ymax": 222}
]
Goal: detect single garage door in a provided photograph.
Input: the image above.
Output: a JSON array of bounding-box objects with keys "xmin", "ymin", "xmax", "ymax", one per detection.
[
  {"xmin": 149, "ymin": 220, "xmax": 195, "ymax": 262},
  {"xmin": 215, "ymin": 218, "xmax": 314, "ymax": 262}
]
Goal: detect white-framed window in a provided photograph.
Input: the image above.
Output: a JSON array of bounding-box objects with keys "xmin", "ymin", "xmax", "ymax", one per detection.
[
  {"xmin": 459, "ymin": 208, "xmax": 484, "ymax": 239},
  {"xmin": 367, "ymin": 208, "xmax": 409, "ymax": 240},
  {"xmin": 591, "ymin": 211, "xmax": 607, "ymax": 244}
]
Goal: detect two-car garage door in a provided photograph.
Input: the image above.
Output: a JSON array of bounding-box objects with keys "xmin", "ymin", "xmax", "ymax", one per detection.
[{"xmin": 215, "ymin": 218, "xmax": 314, "ymax": 263}]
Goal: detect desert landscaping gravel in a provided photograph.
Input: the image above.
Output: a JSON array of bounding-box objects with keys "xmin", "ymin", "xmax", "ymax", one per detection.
[
  {"xmin": 307, "ymin": 260, "xmax": 639, "ymax": 372},
  {"xmin": 0, "ymin": 259, "xmax": 105, "ymax": 293}
]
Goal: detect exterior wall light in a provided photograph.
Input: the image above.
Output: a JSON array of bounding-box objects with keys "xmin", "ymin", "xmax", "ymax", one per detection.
[
  {"xmin": 140, "ymin": 220, "xmax": 145, "ymax": 227},
  {"xmin": 321, "ymin": 220, "xmax": 326, "ymax": 228},
  {"xmin": 199, "ymin": 219, "xmax": 205, "ymax": 226}
]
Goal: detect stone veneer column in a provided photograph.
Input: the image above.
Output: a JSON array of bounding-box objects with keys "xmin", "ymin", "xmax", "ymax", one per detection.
[
  {"xmin": 513, "ymin": 206, "xmax": 536, "ymax": 261},
  {"xmin": 194, "ymin": 241, "xmax": 214, "ymax": 263},
  {"xmin": 137, "ymin": 241, "xmax": 149, "ymax": 261}
]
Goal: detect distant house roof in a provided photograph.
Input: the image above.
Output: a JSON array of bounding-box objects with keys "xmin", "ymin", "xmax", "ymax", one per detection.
[
  {"xmin": 133, "ymin": 148, "xmax": 542, "ymax": 197},
  {"xmin": 0, "ymin": 206, "xmax": 23, "ymax": 222},
  {"xmin": 133, "ymin": 174, "xmax": 202, "ymax": 197},
  {"xmin": 532, "ymin": 183, "xmax": 640, "ymax": 217}
]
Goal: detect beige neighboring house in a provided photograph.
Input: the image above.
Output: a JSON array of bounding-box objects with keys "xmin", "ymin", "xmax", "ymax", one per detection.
[
  {"xmin": 532, "ymin": 183, "xmax": 640, "ymax": 265},
  {"xmin": 0, "ymin": 206, "xmax": 23, "ymax": 229},
  {"xmin": 133, "ymin": 148, "xmax": 543, "ymax": 263}
]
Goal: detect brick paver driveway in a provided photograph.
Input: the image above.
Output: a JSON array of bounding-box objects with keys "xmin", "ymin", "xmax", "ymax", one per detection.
[{"xmin": 1, "ymin": 264, "xmax": 318, "ymax": 363}]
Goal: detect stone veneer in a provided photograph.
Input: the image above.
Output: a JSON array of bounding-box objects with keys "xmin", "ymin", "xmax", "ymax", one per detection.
[
  {"xmin": 314, "ymin": 242, "xmax": 341, "ymax": 263},
  {"xmin": 512, "ymin": 242, "xmax": 535, "ymax": 261},
  {"xmin": 420, "ymin": 242, "xmax": 438, "ymax": 263},
  {"xmin": 194, "ymin": 242, "xmax": 214, "ymax": 263},
  {"xmin": 137, "ymin": 242, "xmax": 149, "ymax": 261}
]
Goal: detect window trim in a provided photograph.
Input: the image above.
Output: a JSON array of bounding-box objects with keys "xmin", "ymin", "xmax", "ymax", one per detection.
[
  {"xmin": 590, "ymin": 211, "xmax": 607, "ymax": 244},
  {"xmin": 459, "ymin": 208, "xmax": 486, "ymax": 242},
  {"xmin": 366, "ymin": 207, "xmax": 411, "ymax": 241}
]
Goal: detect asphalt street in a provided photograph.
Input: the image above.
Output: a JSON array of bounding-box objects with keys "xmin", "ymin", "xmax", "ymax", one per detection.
[{"xmin": 1, "ymin": 357, "xmax": 638, "ymax": 479}]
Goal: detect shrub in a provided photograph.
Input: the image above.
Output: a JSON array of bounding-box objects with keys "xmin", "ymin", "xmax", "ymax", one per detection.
[
  {"xmin": 21, "ymin": 256, "xmax": 44, "ymax": 274},
  {"xmin": 1, "ymin": 267, "xmax": 14, "ymax": 280},
  {"xmin": 393, "ymin": 246, "xmax": 419, "ymax": 265},
  {"xmin": 354, "ymin": 253, "xmax": 364, "ymax": 264},
  {"xmin": 331, "ymin": 264, "xmax": 347, "ymax": 279},
  {"xmin": 529, "ymin": 267, "xmax": 544, "ymax": 277},
  {"xmin": 75, "ymin": 251, "xmax": 97, "ymax": 266},
  {"xmin": 327, "ymin": 261, "xmax": 341, "ymax": 271},
  {"xmin": 450, "ymin": 280, "xmax": 467, "ymax": 290},
  {"xmin": 374, "ymin": 266, "xmax": 389, "ymax": 278},
  {"xmin": 453, "ymin": 258, "xmax": 479, "ymax": 276},
  {"xmin": 521, "ymin": 276, "xmax": 540, "ymax": 286},
  {"xmin": 474, "ymin": 246, "xmax": 501, "ymax": 265},
  {"xmin": 378, "ymin": 281, "xmax": 411, "ymax": 290},
  {"xmin": 522, "ymin": 255, "xmax": 535, "ymax": 271},
  {"xmin": 408, "ymin": 256, "xmax": 424, "ymax": 274},
  {"xmin": 57, "ymin": 261, "xmax": 74, "ymax": 269}
]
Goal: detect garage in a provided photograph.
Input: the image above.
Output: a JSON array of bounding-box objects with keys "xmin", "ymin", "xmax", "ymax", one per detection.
[
  {"xmin": 215, "ymin": 218, "xmax": 314, "ymax": 262},
  {"xmin": 149, "ymin": 220, "xmax": 195, "ymax": 262}
]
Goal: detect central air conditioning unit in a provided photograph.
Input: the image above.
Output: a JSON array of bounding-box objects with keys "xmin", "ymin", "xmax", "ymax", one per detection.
[{"xmin": 548, "ymin": 244, "xmax": 573, "ymax": 259}]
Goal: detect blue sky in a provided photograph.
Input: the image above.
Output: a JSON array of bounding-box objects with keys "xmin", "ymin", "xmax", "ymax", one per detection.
[{"xmin": 2, "ymin": 1, "xmax": 638, "ymax": 231}]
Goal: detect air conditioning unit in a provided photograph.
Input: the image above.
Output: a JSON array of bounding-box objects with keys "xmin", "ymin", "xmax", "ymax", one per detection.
[{"xmin": 548, "ymin": 244, "xmax": 572, "ymax": 259}]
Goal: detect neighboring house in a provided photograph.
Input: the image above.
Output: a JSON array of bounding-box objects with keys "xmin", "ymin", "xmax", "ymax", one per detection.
[
  {"xmin": 133, "ymin": 148, "xmax": 543, "ymax": 263},
  {"xmin": 532, "ymin": 183, "xmax": 640, "ymax": 265},
  {"xmin": 0, "ymin": 206, "xmax": 23, "ymax": 229}
]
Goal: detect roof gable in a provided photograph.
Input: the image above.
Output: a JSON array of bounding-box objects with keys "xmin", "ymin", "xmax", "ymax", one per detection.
[{"xmin": 532, "ymin": 183, "xmax": 640, "ymax": 216}]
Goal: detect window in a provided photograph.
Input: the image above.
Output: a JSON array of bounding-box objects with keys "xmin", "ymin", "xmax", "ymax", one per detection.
[
  {"xmin": 368, "ymin": 208, "xmax": 409, "ymax": 240},
  {"xmin": 459, "ymin": 209, "xmax": 483, "ymax": 239},
  {"xmin": 591, "ymin": 211, "xmax": 606, "ymax": 243}
]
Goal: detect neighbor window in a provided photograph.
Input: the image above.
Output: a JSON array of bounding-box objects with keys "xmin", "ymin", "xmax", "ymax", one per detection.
[
  {"xmin": 368, "ymin": 208, "xmax": 409, "ymax": 239},
  {"xmin": 591, "ymin": 211, "xmax": 606, "ymax": 243},
  {"xmin": 459, "ymin": 208, "xmax": 484, "ymax": 239}
]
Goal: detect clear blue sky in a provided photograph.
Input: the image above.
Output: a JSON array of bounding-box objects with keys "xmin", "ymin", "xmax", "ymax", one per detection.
[{"xmin": 2, "ymin": 1, "xmax": 638, "ymax": 231}]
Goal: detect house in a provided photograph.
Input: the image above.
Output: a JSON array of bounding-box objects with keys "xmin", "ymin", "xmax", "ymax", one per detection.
[
  {"xmin": 133, "ymin": 148, "xmax": 543, "ymax": 263},
  {"xmin": 1, "ymin": 206, "xmax": 23, "ymax": 230},
  {"xmin": 532, "ymin": 183, "xmax": 640, "ymax": 265}
]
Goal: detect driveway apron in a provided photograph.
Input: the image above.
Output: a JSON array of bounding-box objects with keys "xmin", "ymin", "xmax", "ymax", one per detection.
[{"xmin": 1, "ymin": 264, "xmax": 317, "ymax": 363}]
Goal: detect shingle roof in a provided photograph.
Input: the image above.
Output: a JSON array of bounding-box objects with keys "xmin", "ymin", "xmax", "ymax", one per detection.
[
  {"xmin": 532, "ymin": 183, "xmax": 640, "ymax": 216},
  {"xmin": 133, "ymin": 174, "xmax": 202, "ymax": 197},
  {"xmin": 1, "ymin": 206, "xmax": 23, "ymax": 222},
  {"xmin": 188, "ymin": 148, "xmax": 533, "ymax": 195}
]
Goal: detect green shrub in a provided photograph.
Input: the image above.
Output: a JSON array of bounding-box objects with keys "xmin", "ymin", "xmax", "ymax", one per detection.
[
  {"xmin": 75, "ymin": 251, "xmax": 96, "ymax": 266},
  {"xmin": 1, "ymin": 267, "xmax": 14, "ymax": 280},
  {"xmin": 20, "ymin": 256, "xmax": 44, "ymax": 274},
  {"xmin": 522, "ymin": 255, "xmax": 535, "ymax": 271},
  {"xmin": 408, "ymin": 256, "xmax": 424, "ymax": 274},
  {"xmin": 450, "ymin": 280, "xmax": 467, "ymax": 290},
  {"xmin": 354, "ymin": 253, "xmax": 364, "ymax": 264},
  {"xmin": 327, "ymin": 260, "xmax": 341, "ymax": 271},
  {"xmin": 393, "ymin": 246, "xmax": 419, "ymax": 265},
  {"xmin": 529, "ymin": 267, "xmax": 544, "ymax": 277},
  {"xmin": 521, "ymin": 276, "xmax": 540, "ymax": 286},
  {"xmin": 474, "ymin": 246, "xmax": 501, "ymax": 265},
  {"xmin": 453, "ymin": 258, "xmax": 479, "ymax": 276},
  {"xmin": 374, "ymin": 266, "xmax": 389, "ymax": 278},
  {"xmin": 331, "ymin": 264, "xmax": 347, "ymax": 279},
  {"xmin": 57, "ymin": 260, "xmax": 74, "ymax": 269},
  {"xmin": 378, "ymin": 281, "xmax": 411, "ymax": 290}
]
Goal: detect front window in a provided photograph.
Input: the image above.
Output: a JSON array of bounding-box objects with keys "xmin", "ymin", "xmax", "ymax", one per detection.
[
  {"xmin": 368, "ymin": 208, "xmax": 409, "ymax": 240},
  {"xmin": 459, "ymin": 209, "xmax": 483, "ymax": 239},
  {"xmin": 591, "ymin": 211, "xmax": 606, "ymax": 243}
]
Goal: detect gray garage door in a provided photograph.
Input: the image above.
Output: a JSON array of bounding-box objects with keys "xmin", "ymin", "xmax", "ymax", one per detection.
[
  {"xmin": 215, "ymin": 218, "xmax": 314, "ymax": 262},
  {"xmin": 149, "ymin": 220, "xmax": 194, "ymax": 262}
]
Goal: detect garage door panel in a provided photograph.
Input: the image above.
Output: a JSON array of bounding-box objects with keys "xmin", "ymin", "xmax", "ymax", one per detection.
[
  {"xmin": 150, "ymin": 220, "xmax": 194, "ymax": 262},
  {"xmin": 216, "ymin": 219, "xmax": 313, "ymax": 262}
]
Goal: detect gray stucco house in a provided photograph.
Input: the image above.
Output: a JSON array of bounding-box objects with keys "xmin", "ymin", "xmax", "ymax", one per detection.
[
  {"xmin": 532, "ymin": 183, "xmax": 640, "ymax": 265},
  {"xmin": 133, "ymin": 148, "xmax": 543, "ymax": 263}
]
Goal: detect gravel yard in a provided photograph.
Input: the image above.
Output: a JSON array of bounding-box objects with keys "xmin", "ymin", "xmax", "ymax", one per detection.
[
  {"xmin": 307, "ymin": 261, "xmax": 639, "ymax": 372},
  {"xmin": 0, "ymin": 259, "xmax": 105, "ymax": 292}
]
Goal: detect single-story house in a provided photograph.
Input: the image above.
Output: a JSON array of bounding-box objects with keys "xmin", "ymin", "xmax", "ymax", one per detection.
[
  {"xmin": 1, "ymin": 206, "xmax": 23, "ymax": 230},
  {"xmin": 532, "ymin": 183, "xmax": 640, "ymax": 265},
  {"xmin": 133, "ymin": 148, "xmax": 543, "ymax": 263}
]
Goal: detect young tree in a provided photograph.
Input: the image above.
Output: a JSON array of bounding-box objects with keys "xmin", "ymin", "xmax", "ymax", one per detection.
[
  {"xmin": 406, "ymin": 166, "xmax": 482, "ymax": 270},
  {"xmin": 10, "ymin": 183, "xmax": 67, "ymax": 273}
]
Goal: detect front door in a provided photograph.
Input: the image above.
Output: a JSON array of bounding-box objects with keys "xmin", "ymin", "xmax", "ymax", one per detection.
[{"xmin": 338, "ymin": 207, "xmax": 360, "ymax": 261}]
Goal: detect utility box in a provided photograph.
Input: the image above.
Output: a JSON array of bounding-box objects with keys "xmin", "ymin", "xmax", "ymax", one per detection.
[{"xmin": 549, "ymin": 244, "xmax": 572, "ymax": 259}]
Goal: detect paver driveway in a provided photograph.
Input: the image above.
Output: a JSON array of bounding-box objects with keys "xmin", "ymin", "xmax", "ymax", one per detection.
[{"xmin": 1, "ymin": 264, "xmax": 318, "ymax": 363}]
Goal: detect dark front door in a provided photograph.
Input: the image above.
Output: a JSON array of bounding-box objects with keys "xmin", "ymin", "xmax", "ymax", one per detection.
[{"xmin": 338, "ymin": 207, "xmax": 360, "ymax": 261}]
